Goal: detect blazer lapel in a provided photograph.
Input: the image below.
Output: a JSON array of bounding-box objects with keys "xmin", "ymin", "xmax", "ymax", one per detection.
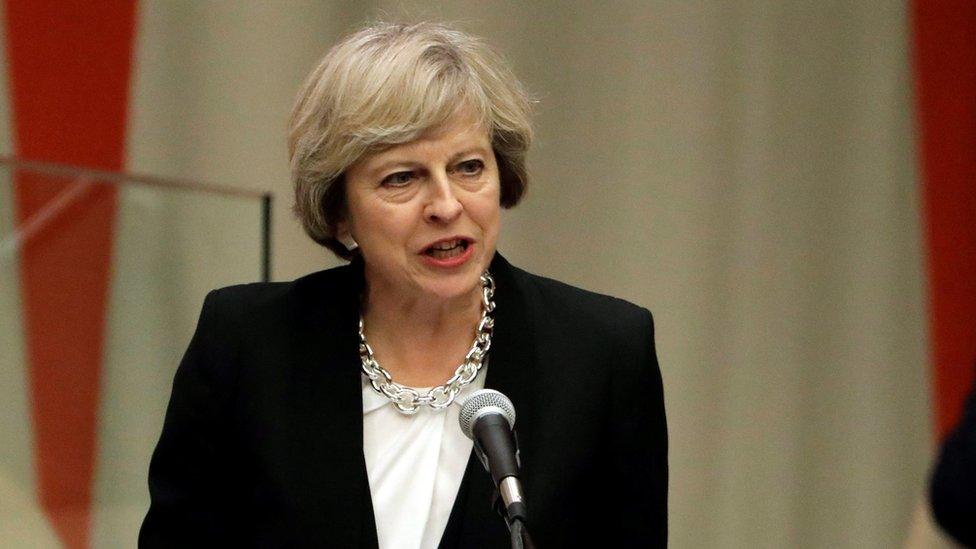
[
  {"xmin": 482, "ymin": 253, "xmax": 539, "ymax": 465},
  {"xmin": 293, "ymin": 263, "xmax": 379, "ymax": 548},
  {"xmin": 439, "ymin": 253, "xmax": 540, "ymax": 547}
]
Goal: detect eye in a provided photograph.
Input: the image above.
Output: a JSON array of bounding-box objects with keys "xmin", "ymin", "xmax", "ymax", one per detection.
[
  {"xmin": 380, "ymin": 171, "xmax": 415, "ymax": 187},
  {"xmin": 456, "ymin": 159, "xmax": 484, "ymax": 176}
]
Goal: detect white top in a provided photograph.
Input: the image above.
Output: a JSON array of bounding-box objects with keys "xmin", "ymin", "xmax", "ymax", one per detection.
[{"xmin": 361, "ymin": 371, "xmax": 486, "ymax": 549}]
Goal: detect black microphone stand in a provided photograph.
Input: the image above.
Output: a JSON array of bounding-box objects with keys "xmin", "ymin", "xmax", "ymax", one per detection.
[
  {"xmin": 476, "ymin": 430, "xmax": 535, "ymax": 549},
  {"xmin": 503, "ymin": 509, "xmax": 535, "ymax": 549},
  {"xmin": 489, "ymin": 486, "xmax": 535, "ymax": 549},
  {"xmin": 507, "ymin": 516, "xmax": 534, "ymax": 549}
]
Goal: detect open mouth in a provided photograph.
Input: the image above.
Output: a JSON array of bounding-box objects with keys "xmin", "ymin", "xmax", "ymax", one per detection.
[{"xmin": 423, "ymin": 238, "xmax": 471, "ymax": 259}]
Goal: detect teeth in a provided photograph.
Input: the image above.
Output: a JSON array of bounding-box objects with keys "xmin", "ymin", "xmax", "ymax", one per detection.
[
  {"xmin": 429, "ymin": 246, "xmax": 464, "ymax": 259},
  {"xmin": 425, "ymin": 239, "xmax": 469, "ymax": 258},
  {"xmin": 431, "ymin": 239, "xmax": 461, "ymax": 251}
]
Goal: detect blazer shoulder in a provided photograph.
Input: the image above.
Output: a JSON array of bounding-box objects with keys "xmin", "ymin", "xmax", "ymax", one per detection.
[
  {"xmin": 507, "ymin": 263, "xmax": 654, "ymax": 335},
  {"xmin": 204, "ymin": 263, "xmax": 357, "ymax": 320}
]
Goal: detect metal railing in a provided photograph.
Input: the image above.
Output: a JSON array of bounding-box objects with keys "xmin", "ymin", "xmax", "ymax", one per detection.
[{"xmin": 0, "ymin": 155, "xmax": 273, "ymax": 281}]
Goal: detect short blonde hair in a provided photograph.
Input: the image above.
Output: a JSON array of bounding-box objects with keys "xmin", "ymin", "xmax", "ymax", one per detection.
[{"xmin": 288, "ymin": 22, "xmax": 533, "ymax": 259}]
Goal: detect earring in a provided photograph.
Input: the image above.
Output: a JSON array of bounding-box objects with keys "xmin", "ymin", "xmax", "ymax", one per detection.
[{"xmin": 338, "ymin": 233, "xmax": 359, "ymax": 251}]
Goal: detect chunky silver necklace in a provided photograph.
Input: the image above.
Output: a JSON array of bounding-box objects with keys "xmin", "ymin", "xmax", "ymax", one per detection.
[{"xmin": 359, "ymin": 271, "xmax": 496, "ymax": 415}]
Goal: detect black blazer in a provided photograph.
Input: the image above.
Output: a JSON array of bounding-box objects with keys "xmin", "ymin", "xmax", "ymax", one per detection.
[
  {"xmin": 931, "ymin": 372, "xmax": 976, "ymax": 547},
  {"xmin": 140, "ymin": 253, "xmax": 668, "ymax": 547}
]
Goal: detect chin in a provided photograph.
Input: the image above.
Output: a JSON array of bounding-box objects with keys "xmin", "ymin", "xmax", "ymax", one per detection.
[
  {"xmin": 420, "ymin": 276, "xmax": 481, "ymax": 302},
  {"xmin": 415, "ymin": 263, "xmax": 486, "ymax": 300}
]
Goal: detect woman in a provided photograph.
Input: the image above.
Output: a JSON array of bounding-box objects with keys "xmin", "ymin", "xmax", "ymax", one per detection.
[{"xmin": 140, "ymin": 22, "xmax": 667, "ymax": 548}]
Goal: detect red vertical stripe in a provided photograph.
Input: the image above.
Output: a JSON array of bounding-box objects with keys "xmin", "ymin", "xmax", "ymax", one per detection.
[
  {"xmin": 912, "ymin": 0, "xmax": 976, "ymax": 440},
  {"xmin": 5, "ymin": 1, "xmax": 137, "ymax": 547}
]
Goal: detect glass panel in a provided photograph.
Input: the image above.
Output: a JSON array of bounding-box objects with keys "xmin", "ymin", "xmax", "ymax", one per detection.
[{"xmin": 0, "ymin": 160, "xmax": 268, "ymax": 547}]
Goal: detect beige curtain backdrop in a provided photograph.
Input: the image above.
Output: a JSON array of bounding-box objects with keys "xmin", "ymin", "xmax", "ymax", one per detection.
[{"xmin": 0, "ymin": 1, "xmax": 947, "ymax": 547}]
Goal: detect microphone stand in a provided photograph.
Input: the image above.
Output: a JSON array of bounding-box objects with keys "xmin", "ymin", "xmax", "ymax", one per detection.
[
  {"xmin": 490, "ymin": 488, "xmax": 535, "ymax": 549},
  {"xmin": 506, "ymin": 515, "xmax": 535, "ymax": 549},
  {"xmin": 478, "ymin": 439, "xmax": 536, "ymax": 549}
]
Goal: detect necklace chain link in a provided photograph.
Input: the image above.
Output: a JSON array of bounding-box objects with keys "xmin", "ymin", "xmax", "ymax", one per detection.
[{"xmin": 359, "ymin": 271, "xmax": 496, "ymax": 415}]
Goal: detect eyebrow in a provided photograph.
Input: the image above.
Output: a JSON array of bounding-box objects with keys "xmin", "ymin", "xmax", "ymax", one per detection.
[
  {"xmin": 447, "ymin": 146, "xmax": 492, "ymax": 164},
  {"xmin": 367, "ymin": 146, "xmax": 492, "ymax": 176}
]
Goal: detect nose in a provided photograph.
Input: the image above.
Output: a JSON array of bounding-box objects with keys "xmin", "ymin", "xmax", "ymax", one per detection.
[{"xmin": 423, "ymin": 173, "xmax": 463, "ymax": 224}]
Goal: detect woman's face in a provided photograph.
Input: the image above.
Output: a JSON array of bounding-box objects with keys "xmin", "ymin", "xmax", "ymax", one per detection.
[{"xmin": 341, "ymin": 109, "xmax": 501, "ymax": 305}]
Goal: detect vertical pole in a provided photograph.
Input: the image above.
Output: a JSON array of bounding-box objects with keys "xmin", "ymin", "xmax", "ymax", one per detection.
[{"xmin": 262, "ymin": 193, "xmax": 272, "ymax": 282}]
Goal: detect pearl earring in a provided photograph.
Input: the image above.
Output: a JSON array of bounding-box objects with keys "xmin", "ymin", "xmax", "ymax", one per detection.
[{"xmin": 338, "ymin": 233, "xmax": 359, "ymax": 251}]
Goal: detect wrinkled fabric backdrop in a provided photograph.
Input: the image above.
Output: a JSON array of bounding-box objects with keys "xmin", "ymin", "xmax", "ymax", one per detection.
[{"xmin": 0, "ymin": 1, "xmax": 973, "ymax": 548}]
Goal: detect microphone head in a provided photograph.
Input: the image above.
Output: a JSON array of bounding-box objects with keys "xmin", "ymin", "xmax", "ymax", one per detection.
[{"xmin": 459, "ymin": 389, "xmax": 516, "ymax": 440}]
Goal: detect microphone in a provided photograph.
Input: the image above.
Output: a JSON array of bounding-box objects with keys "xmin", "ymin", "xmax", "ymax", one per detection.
[{"xmin": 458, "ymin": 389, "xmax": 527, "ymax": 522}]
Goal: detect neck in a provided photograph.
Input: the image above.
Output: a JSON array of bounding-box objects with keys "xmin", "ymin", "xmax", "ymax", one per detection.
[
  {"xmin": 362, "ymin": 282, "xmax": 482, "ymax": 331},
  {"xmin": 361, "ymin": 277, "xmax": 484, "ymax": 387}
]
